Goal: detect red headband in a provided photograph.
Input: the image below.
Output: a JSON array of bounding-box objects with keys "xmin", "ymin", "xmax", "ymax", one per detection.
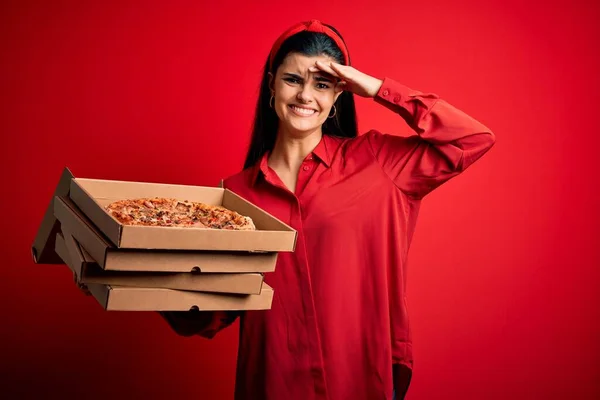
[{"xmin": 268, "ymin": 20, "xmax": 349, "ymax": 71}]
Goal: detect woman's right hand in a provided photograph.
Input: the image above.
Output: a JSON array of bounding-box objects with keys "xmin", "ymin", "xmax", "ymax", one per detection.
[
  {"xmin": 159, "ymin": 310, "xmax": 215, "ymax": 337},
  {"xmin": 312, "ymin": 61, "xmax": 383, "ymax": 98}
]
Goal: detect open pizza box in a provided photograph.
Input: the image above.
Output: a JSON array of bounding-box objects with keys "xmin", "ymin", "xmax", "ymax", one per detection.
[
  {"xmin": 54, "ymin": 194, "xmax": 279, "ymax": 274},
  {"xmin": 54, "ymin": 230, "xmax": 273, "ymax": 311},
  {"xmin": 32, "ymin": 167, "xmax": 294, "ymax": 272},
  {"xmin": 55, "ymin": 230, "xmax": 265, "ymax": 295},
  {"xmin": 68, "ymin": 172, "xmax": 297, "ymax": 252}
]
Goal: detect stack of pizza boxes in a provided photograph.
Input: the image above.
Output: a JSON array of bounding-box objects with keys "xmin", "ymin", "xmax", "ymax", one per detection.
[{"xmin": 31, "ymin": 168, "xmax": 297, "ymax": 311}]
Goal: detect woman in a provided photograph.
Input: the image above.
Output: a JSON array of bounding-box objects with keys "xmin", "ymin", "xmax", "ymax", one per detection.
[{"xmin": 161, "ymin": 19, "xmax": 496, "ymax": 400}]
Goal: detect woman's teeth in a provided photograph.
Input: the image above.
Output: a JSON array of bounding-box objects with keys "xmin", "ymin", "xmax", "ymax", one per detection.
[{"xmin": 290, "ymin": 105, "xmax": 316, "ymax": 116}]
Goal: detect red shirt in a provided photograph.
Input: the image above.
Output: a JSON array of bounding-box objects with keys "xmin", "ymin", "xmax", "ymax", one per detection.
[{"xmin": 192, "ymin": 77, "xmax": 494, "ymax": 399}]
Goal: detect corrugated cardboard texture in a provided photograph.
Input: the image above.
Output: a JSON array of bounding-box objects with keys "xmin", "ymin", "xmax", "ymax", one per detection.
[
  {"xmin": 86, "ymin": 283, "xmax": 274, "ymax": 311},
  {"xmin": 69, "ymin": 177, "xmax": 297, "ymax": 251},
  {"xmin": 31, "ymin": 167, "xmax": 74, "ymax": 264},
  {"xmin": 55, "ymin": 196, "xmax": 279, "ymax": 273}
]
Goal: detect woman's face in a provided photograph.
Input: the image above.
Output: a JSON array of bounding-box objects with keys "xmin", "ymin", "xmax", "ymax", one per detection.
[{"xmin": 269, "ymin": 53, "xmax": 342, "ymax": 137}]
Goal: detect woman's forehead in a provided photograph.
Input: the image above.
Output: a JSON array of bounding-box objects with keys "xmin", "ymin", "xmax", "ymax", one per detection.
[{"xmin": 280, "ymin": 53, "xmax": 335, "ymax": 72}]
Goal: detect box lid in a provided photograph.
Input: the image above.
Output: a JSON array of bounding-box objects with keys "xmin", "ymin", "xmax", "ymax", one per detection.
[{"xmin": 31, "ymin": 167, "xmax": 74, "ymax": 264}]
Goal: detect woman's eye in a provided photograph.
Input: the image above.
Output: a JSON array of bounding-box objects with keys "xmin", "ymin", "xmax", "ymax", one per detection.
[
  {"xmin": 317, "ymin": 83, "xmax": 330, "ymax": 89},
  {"xmin": 284, "ymin": 77, "xmax": 299, "ymax": 84}
]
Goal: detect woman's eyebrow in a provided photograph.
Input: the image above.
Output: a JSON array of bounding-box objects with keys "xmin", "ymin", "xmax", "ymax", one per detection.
[
  {"xmin": 282, "ymin": 72, "xmax": 334, "ymax": 83},
  {"xmin": 314, "ymin": 75, "xmax": 334, "ymax": 83},
  {"xmin": 282, "ymin": 72, "xmax": 303, "ymax": 80}
]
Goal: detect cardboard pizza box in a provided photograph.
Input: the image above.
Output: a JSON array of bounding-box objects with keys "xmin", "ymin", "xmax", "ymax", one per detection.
[
  {"xmin": 55, "ymin": 230, "xmax": 274, "ymax": 311},
  {"xmin": 68, "ymin": 174, "xmax": 297, "ymax": 252},
  {"xmin": 54, "ymin": 195, "xmax": 278, "ymax": 273},
  {"xmin": 56, "ymin": 230, "xmax": 265, "ymax": 295},
  {"xmin": 31, "ymin": 168, "xmax": 74, "ymax": 264},
  {"xmin": 55, "ymin": 231, "xmax": 79, "ymax": 275},
  {"xmin": 85, "ymin": 283, "xmax": 274, "ymax": 311}
]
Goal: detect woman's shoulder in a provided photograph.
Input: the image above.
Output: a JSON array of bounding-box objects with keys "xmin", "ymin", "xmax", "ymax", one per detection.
[
  {"xmin": 330, "ymin": 130, "xmax": 389, "ymax": 153},
  {"xmin": 325, "ymin": 131, "xmax": 376, "ymax": 148}
]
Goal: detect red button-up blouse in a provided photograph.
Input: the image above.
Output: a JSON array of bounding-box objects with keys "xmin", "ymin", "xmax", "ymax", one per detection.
[{"xmin": 164, "ymin": 77, "xmax": 495, "ymax": 400}]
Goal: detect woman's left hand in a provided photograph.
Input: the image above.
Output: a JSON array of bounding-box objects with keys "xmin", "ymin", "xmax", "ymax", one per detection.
[{"xmin": 310, "ymin": 61, "xmax": 383, "ymax": 98}]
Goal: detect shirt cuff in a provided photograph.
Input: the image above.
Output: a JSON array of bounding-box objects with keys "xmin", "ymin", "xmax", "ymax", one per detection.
[{"xmin": 375, "ymin": 77, "xmax": 438, "ymax": 106}]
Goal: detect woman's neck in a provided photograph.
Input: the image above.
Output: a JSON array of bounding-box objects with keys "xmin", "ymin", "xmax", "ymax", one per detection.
[{"xmin": 268, "ymin": 127, "xmax": 323, "ymax": 171}]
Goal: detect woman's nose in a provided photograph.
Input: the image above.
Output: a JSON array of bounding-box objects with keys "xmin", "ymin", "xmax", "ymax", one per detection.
[{"xmin": 296, "ymin": 86, "xmax": 314, "ymax": 103}]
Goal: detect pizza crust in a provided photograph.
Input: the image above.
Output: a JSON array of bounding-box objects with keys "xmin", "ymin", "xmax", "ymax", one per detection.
[{"xmin": 104, "ymin": 197, "xmax": 256, "ymax": 230}]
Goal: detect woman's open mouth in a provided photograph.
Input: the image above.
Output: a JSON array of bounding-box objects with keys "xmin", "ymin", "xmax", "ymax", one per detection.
[{"xmin": 289, "ymin": 105, "xmax": 317, "ymax": 117}]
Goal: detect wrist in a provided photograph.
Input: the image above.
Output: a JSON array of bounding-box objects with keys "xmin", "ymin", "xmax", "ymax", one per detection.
[{"xmin": 368, "ymin": 77, "xmax": 384, "ymax": 97}]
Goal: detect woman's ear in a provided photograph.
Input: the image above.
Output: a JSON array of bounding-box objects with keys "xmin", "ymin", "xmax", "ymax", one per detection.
[
  {"xmin": 268, "ymin": 72, "xmax": 275, "ymax": 94},
  {"xmin": 334, "ymin": 90, "xmax": 343, "ymax": 103}
]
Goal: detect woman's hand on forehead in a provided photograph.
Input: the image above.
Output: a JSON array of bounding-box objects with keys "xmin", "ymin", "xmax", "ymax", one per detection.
[
  {"xmin": 308, "ymin": 66, "xmax": 338, "ymax": 79},
  {"xmin": 312, "ymin": 61, "xmax": 383, "ymax": 98},
  {"xmin": 308, "ymin": 66, "xmax": 346, "ymax": 93}
]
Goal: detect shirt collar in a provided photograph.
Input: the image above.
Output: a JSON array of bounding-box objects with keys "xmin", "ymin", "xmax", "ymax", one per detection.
[
  {"xmin": 251, "ymin": 134, "xmax": 333, "ymax": 186},
  {"xmin": 311, "ymin": 134, "xmax": 331, "ymax": 167}
]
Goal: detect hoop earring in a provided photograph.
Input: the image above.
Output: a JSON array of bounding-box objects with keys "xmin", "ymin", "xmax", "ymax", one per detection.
[
  {"xmin": 269, "ymin": 95, "xmax": 274, "ymax": 108},
  {"xmin": 328, "ymin": 105, "xmax": 337, "ymax": 119}
]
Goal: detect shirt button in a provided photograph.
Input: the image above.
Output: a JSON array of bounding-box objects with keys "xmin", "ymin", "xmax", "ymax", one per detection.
[
  {"xmin": 394, "ymin": 96, "xmax": 401, "ymax": 102},
  {"xmin": 382, "ymin": 89, "xmax": 389, "ymax": 96},
  {"xmin": 303, "ymin": 165, "xmax": 310, "ymax": 171}
]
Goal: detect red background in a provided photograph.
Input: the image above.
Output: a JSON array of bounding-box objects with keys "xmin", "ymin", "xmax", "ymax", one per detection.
[{"xmin": 2, "ymin": 0, "xmax": 599, "ymax": 398}]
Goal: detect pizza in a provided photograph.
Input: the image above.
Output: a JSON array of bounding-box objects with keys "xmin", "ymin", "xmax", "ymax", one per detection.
[{"xmin": 104, "ymin": 197, "xmax": 256, "ymax": 230}]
